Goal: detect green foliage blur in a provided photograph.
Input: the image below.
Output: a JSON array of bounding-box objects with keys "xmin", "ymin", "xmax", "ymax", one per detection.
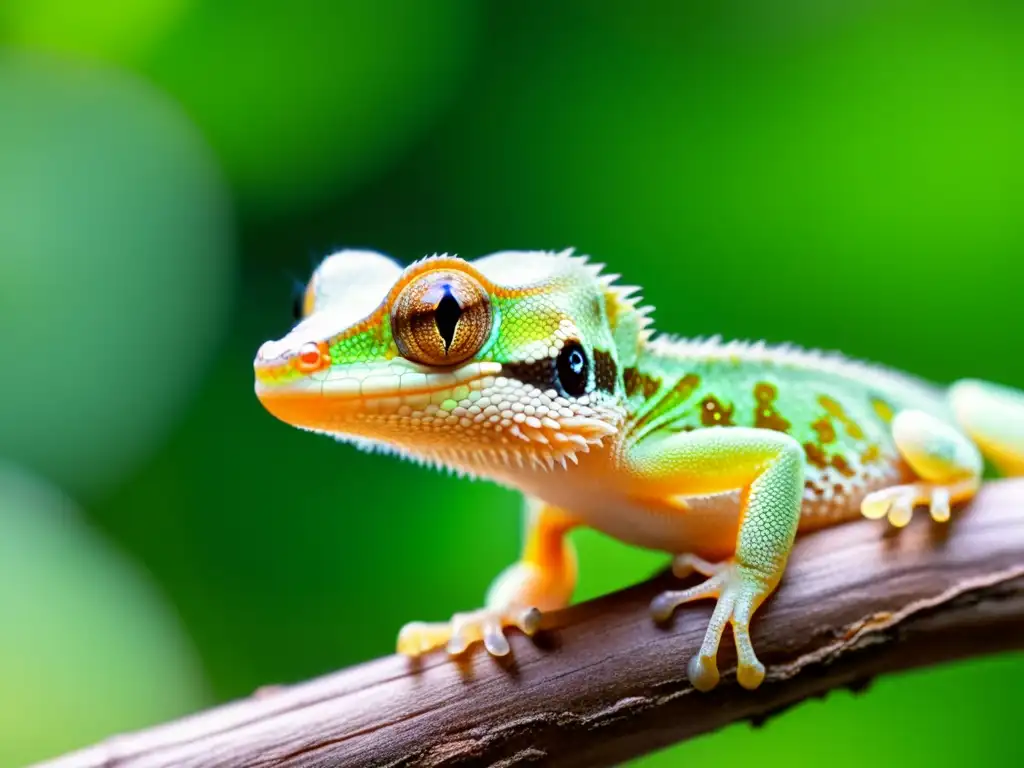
[{"xmin": 1, "ymin": 2, "xmax": 1023, "ymax": 765}]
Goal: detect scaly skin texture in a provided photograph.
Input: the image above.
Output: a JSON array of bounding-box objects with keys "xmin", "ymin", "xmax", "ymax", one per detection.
[{"xmin": 254, "ymin": 248, "xmax": 1024, "ymax": 691}]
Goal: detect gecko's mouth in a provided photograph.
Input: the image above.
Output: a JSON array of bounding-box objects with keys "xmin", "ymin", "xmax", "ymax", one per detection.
[
  {"xmin": 253, "ymin": 358, "xmax": 502, "ymax": 432},
  {"xmin": 254, "ymin": 348, "xmax": 620, "ymax": 469}
]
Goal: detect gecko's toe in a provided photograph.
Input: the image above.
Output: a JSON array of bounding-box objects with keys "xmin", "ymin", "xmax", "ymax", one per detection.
[
  {"xmin": 929, "ymin": 486, "xmax": 951, "ymax": 522},
  {"xmin": 397, "ymin": 621, "xmax": 447, "ymax": 656},
  {"xmin": 887, "ymin": 493, "xmax": 916, "ymax": 528},
  {"xmin": 670, "ymin": 553, "xmax": 726, "ymax": 579},
  {"xmin": 650, "ymin": 571, "xmax": 725, "ymax": 623},
  {"xmin": 862, "ymin": 486, "xmax": 921, "ymax": 528},
  {"xmin": 860, "ymin": 493, "xmax": 892, "ymax": 521},
  {"xmin": 861, "ymin": 488, "xmax": 914, "ymax": 525}
]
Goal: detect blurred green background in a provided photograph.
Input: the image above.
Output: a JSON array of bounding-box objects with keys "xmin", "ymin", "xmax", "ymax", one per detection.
[{"xmin": 1, "ymin": 1, "xmax": 1023, "ymax": 765}]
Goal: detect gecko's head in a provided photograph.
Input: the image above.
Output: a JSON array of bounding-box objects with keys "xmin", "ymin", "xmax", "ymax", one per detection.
[{"xmin": 253, "ymin": 248, "xmax": 652, "ymax": 476}]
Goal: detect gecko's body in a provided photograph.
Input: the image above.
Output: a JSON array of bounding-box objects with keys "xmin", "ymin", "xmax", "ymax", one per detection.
[{"xmin": 254, "ymin": 249, "xmax": 1024, "ymax": 691}]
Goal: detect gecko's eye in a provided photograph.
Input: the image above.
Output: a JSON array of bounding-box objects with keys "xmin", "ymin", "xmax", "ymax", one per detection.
[
  {"xmin": 391, "ymin": 270, "xmax": 492, "ymax": 366},
  {"xmin": 556, "ymin": 340, "xmax": 589, "ymax": 397}
]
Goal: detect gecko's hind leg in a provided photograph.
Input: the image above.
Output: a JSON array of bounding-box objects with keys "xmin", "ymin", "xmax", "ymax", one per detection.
[{"xmin": 861, "ymin": 410, "xmax": 982, "ymax": 528}]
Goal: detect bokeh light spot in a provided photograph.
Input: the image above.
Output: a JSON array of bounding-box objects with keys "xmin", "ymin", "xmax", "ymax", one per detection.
[
  {"xmin": 0, "ymin": 51, "xmax": 235, "ymax": 496},
  {"xmin": 0, "ymin": 463, "xmax": 209, "ymax": 766},
  {"xmin": 0, "ymin": 0, "xmax": 192, "ymax": 61}
]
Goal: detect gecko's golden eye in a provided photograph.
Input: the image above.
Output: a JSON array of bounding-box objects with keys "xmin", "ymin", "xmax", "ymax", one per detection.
[{"xmin": 391, "ymin": 270, "xmax": 492, "ymax": 366}]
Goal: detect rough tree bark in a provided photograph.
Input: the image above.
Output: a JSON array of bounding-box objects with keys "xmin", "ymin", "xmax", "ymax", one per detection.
[{"xmin": 33, "ymin": 479, "xmax": 1024, "ymax": 768}]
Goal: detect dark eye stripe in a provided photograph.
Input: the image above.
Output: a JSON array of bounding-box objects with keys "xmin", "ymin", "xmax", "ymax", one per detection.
[
  {"xmin": 592, "ymin": 349, "xmax": 617, "ymax": 393},
  {"xmin": 501, "ymin": 344, "xmax": 616, "ymax": 398},
  {"xmin": 501, "ymin": 357, "xmax": 559, "ymax": 393}
]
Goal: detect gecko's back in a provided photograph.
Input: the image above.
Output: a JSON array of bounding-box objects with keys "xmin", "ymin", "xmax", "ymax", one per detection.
[{"xmin": 626, "ymin": 336, "xmax": 951, "ymax": 530}]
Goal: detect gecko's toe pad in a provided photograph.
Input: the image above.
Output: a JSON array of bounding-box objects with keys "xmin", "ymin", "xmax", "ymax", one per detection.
[
  {"xmin": 687, "ymin": 650, "xmax": 763, "ymax": 692},
  {"xmin": 397, "ymin": 606, "xmax": 541, "ymax": 658},
  {"xmin": 736, "ymin": 657, "xmax": 766, "ymax": 690},
  {"xmin": 687, "ymin": 653, "xmax": 720, "ymax": 692}
]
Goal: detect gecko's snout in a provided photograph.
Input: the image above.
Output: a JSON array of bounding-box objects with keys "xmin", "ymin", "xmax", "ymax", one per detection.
[
  {"xmin": 252, "ymin": 338, "xmax": 298, "ymax": 393},
  {"xmin": 255, "ymin": 339, "xmax": 287, "ymax": 366}
]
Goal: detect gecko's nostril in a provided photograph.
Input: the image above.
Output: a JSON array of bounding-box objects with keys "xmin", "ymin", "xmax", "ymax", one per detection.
[
  {"xmin": 295, "ymin": 341, "xmax": 329, "ymax": 373},
  {"xmin": 255, "ymin": 341, "xmax": 275, "ymax": 363}
]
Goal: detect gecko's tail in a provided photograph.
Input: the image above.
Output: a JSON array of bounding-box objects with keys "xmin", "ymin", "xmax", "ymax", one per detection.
[{"xmin": 949, "ymin": 379, "xmax": 1024, "ymax": 476}]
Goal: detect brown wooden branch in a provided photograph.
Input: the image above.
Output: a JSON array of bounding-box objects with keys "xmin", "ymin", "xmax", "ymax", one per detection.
[{"xmin": 33, "ymin": 480, "xmax": 1024, "ymax": 768}]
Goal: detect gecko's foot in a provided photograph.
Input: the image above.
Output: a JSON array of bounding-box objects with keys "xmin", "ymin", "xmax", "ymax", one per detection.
[
  {"xmin": 651, "ymin": 558, "xmax": 771, "ymax": 692},
  {"xmin": 861, "ymin": 478, "xmax": 978, "ymax": 528},
  {"xmin": 397, "ymin": 605, "xmax": 542, "ymax": 658}
]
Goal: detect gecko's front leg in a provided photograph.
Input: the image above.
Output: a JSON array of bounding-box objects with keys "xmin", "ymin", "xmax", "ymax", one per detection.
[
  {"xmin": 627, "ymin": 427, "xmax": 804, "ymax": 691},
  {"xmin": 398, "ymin": 501, "xmax": 578, "ymax": 658}
]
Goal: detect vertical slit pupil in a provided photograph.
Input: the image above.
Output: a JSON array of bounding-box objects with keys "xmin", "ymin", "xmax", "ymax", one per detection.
[{"xmin": 435, "ymin": 287, "xmax": 463, "ymax": 352}]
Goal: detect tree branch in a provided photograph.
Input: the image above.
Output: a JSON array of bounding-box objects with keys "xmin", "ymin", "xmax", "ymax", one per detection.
[{"xmin": 34, "ymin": 480, "xmax": 1024, "ymax": 768}]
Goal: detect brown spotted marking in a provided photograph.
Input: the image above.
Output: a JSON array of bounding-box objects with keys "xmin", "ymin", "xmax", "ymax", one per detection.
[
  {"xmin": 624, "ymin": 366, "xmax": 661, "ymax": 400},
  {"xmin": 862, "ymin": 444, "xmax": 881, "ymax": 464},
  {"xmin": 819, "ymin": 395, "xmax": 865, "ymax": 440},
  {"xmin": 592, "ymin": 349, "xmax": 617, "ymax": 394},
  {"xmin": 656, "ymin": 373, "xmax": 700, "ymax": 412},
  {"xmin": 753, "ymin": 382, "xmax": 791, "ymax": 432},
  {"xmin": 831, "ymin": 454, "xmax": 856, "ymax": 478},
  {"xmin": 811, "ymin": 416, "xmax": 836, "ymax": 445},
  {"xmin": 872, "ymin": 397, "xmax": 895, "ymax": 424},
  {"xmin": 804, "ymin": 442, "xmax": 829, "ymax": 469},
  {"xmin": 627, "ymin": 372, "xmax": 698, "ymax": 439},
  {"xmin": 700, "ymin": 394, "xmax": 734, "ymax": 427},
  {"xmin": 804, "ymin": 479, "xmax": 825, "ymax": 497}
]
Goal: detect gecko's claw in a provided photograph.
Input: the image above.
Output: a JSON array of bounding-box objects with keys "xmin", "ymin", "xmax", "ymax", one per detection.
[{"xmin": 397, "ymin": 605, "xmax": 541, "ymax": 659}]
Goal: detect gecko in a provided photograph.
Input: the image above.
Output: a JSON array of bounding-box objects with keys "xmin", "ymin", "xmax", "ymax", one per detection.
[{"xmin": 253, "ymin": 248, "xmax": 1024, "ymax": 691}]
